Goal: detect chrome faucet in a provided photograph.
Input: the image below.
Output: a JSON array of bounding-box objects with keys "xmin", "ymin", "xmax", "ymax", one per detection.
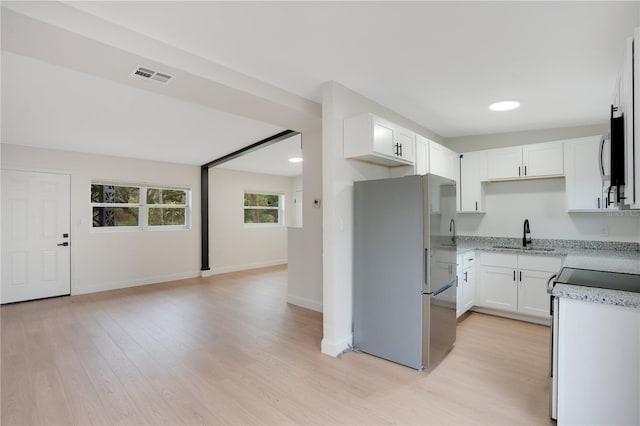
[{"xmin": 523, "ymin": 219, "xmax": 532, "ymax": 248}]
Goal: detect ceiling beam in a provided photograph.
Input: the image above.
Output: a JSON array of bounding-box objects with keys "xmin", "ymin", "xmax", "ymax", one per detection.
[{"xmin": 201, "ymin": 129, "xmax": 299, "ymax": 169}]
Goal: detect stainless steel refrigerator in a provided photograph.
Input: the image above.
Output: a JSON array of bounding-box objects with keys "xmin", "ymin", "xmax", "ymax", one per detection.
[{"xmin": 353, "ymin": 174, "xmax": 457, "ymax": 370}]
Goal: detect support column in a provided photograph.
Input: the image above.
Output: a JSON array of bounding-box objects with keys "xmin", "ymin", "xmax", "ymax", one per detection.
[{"xmin": 200, "ymin": 166, "xmax": 210, "ymax": 271}]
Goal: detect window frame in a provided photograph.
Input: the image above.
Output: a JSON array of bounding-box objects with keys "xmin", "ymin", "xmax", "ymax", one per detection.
[
  {"xmin": 90, "ymin": 182, "xmax": 191, "ymax": 232},
  {"xmin": 243, "ymin": 191, "xmax": 285, "ymax": 228}
]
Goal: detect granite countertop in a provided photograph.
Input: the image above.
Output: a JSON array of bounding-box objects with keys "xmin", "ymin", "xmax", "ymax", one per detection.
[
  {"xmin": 454, "ymin": 236, "xmax": 640, "ymax": 309},
  {"xmin": 456, "ymin": 236, "xmax": 640, "ymax": 274},
  {"xmin": 457, "ymin": 242, "xmax": 566, "ymax": 257},
  {"xmin": 552, "ymin": 283, "xmax": 640, "ymax": 309}
]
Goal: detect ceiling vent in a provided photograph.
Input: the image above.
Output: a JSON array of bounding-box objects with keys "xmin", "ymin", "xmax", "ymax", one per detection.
[{"xmin": 129, "ymin": 66, "xmax": 173, "ymax": 85}]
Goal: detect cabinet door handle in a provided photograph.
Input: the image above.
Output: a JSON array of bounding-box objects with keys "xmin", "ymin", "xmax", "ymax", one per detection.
[
  {"xmin": 519, "ymin": 271, "xmax": 522, "ymax": 282},
  {"xmin": 524, "ymin": 165, "xmax": 527, "ymax": 176},
  {"xmin": 599, "ymin": 136, "xmax": 606, "ymax": 178},
  {"xmin": 597, "ymin": 197, "xmax": 601, "ymax": 209},
  {"xmin": 475, "ymin": 201, "xmax": 478, "ymax": 211},
  {"xmin": 464, "ymin": 271, "xmax": 468, "ymax": 282},
  {"xmin": 513, "ymin": 270, "xmax": 516, "ymax": 281},
  {"xmin": 547, "ymin": 274, "xmax": 557, "ymax": 292},
  {"xmin": 518, "ymin": 166, "xmax": 521, "ymax": 177}
]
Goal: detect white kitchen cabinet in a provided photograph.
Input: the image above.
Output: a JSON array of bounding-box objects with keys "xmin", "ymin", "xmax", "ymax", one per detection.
[
  {"xmin": 487, "ymin": 141, "xmax": 563, "ymax": 180},
  {"xmin": 557, "ymin": 298, "xmax": 640, "ymax": 424},
  {"xmin": 371, "ymin": 119, "xmax": 395, "ymax": 158},
  {"xmin": 456, "ymin": 251, "xmax": 476, "ymax": 318},
  {"xmin": 414, "ymin": 135, "xmax": 429, "ymax": 175},
  {"xmin": 478, "ymin": 264, "xmax": 519, "ymax": 312},
  {"xmin": 456, "ymin": 255, "xmax": 463, "ymax": 318},
  {"xmin": 429, "ymin": 141, "xmax": 458, "ymax": 182},
  {"xmin": 522, "ymin": 141, "xmax": 564, "ymax": 178},
  {"xmin": 618, "ymin": 28, "xmax": 640, "ymax": 210},
  {"xmin": 395, "ymin": 126, "xmax": 415, "ymax": 163},
  {"xmin": 344, "ymin": 113, "xmax": 415, "ymax": 167},
  {"xmin": 478, "ymin": 252, "xmax": 561, "ymax": 319},
  {"xmin": 459, "ymin": 151, "xmax": 486, "ymax": 213},
  {"xmin": 487, "ymin": 146, "xmax": 522, "ymax": 180},
  {"xmin": 461, "ymin": 252, "xmax": 476, "ymax": 312},
  {"xmin": 564, "ymin": 136, "xmax": 609, "ymax": 211},
  {"xmin": 518, "ymin": 269, "xmax": 553, "ymax": 317}
]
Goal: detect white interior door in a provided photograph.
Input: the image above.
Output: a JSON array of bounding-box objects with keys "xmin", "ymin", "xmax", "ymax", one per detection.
[{"xmin": 1, "ymin": 170, "xmax": 71, "ymax": 303}]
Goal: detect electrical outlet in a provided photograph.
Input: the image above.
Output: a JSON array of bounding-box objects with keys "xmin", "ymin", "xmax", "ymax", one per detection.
[
  {"xmin": 313, "ymin": 199, "xmax": 321, "ymax": 208},
  {"xmin": 600, "ymin": 225, "xmax": 610, "ymax": 237}
]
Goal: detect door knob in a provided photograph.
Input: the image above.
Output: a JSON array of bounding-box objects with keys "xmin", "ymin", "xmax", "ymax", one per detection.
[{"xmin": 57, "ymin": 242, "xmax": 69, "ymax": 247}]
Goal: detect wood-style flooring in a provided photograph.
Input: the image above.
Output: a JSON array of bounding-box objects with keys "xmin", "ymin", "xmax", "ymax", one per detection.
[{"xmin": 1, "ymin": 266, "xmax": 553, "ymax": 425}]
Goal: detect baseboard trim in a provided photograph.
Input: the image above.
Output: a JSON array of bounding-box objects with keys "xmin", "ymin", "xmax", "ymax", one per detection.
[
  {"xmin": 321, "ymin": 335, "xmax": 352, "ymax": 358},
  {"xmin": 72, "ymin": 271, "xmax": 201, "ymax": 296},
  {"xmin": 206, "ymin": 259, "xmax": 287, "ymax": 276},
  {"xmin": 471, "ymin": 307, "xmax": 551, "ymax": 326},
  {"xmin": 287, "ymin": 294, "xmax": 323, "ymax": 312}
]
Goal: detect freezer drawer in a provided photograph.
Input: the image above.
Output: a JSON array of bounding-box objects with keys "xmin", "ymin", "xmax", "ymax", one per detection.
[{"xmin": 422, "ymin": 282, "xmax": 456, "ymax": 370}]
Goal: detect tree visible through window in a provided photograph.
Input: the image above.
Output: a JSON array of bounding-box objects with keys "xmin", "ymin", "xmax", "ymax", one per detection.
[
  {"xmin": 244, "ymin": 193, "xmax": 282, "ymax": 225},
  {"xmin": 147, "ymin": 188, "xmax": 187, "ymax": 226},
  {"xmin": 91, "ymin": 184, "xmax": 140, "ymax": 227},
  {"xmin": 91, "ymin": 183, "xmax": 190, "ymax": 230}
]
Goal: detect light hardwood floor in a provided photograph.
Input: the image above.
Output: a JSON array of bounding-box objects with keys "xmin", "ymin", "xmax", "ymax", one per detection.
[{"xmin": 1, "ymin": 266, "xmax": 553, "ymax": 425}]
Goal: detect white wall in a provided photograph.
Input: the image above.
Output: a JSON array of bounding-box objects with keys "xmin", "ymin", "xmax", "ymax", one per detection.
[
  {"xmin": 290, "ymin": 174, "xmax": 303, "ymax": 228},
  {"xmin": 458, "ymin": 179, "xmax": 640, "ymax": 242},
  {"xmin": 286, "ymin": 130, "xmax": 324, "ymax": 312},
  {"xmin": 321, "ymin": 81, "xmax": 445, "ymax": 357},
  {"xmin": 445, "ymin": 124, "xmax": 608, "ymax": 153},
  {"xmin": 208, "ymin": 167, "xmax": 294, "ymax": 274},
  {"xmin": 1, "ymin": 144, "xmax": 201, "ymax": 294}
]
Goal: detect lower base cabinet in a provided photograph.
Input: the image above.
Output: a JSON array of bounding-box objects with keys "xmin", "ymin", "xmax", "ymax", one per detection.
[
  {"xmin": 477, "ymin": 252, "xmax": 561, "ymax": 319},
  {"xmin": 457, "ymin": 251, "xmax": 476, "ymax": 318},
  {"xmin": 518, "ymin": 269, "xmax": 554, "ymax": 317},
  {"xmin": 478, "ymin": 264, "xmax": 518, "ymax": 312}
]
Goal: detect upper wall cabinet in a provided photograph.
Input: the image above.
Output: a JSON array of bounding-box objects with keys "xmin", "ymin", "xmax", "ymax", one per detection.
[
  {"xmin": 459, "ymin": 150, "xmax": 487, "ymax": 213},
  {"xmin": 564, "ymin": 136, "xmax": 612, "ymax": 211},
  {"xmin": 524, "ymin": 142, "xmax": 564, "ymax": 178},
  {"xmin": 429, "ymin": 141, "xmax": 458, "ymax": 182},
  {"xmin": 344, "ymin": 113, "xmax": 415, "ymax": 167},
  {"xmin": 487, "ymin": 141, "xmax": 564, "ymax": 180},
  {"xmin": 414, "ymin": 135, "xmax": 430, "ymax": 175},
  {"xmin": 487, "ymin": 146, "xmax": 522, "ymax": 180}
]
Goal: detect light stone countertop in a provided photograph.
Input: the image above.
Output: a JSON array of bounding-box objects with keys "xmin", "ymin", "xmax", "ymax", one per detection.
[
  {"xmin": 552, "ymin": 283, "xmax": 640, "ymax": 309},
  {"xmin": 455, "ymin": 236, "xmax": 640, "ymax": 308}
]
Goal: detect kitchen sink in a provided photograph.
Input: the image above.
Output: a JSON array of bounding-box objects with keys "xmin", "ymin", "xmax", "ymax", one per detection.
[{"xmin": 492, "ymin": 245, "xmax": 555, "ymax": 252}]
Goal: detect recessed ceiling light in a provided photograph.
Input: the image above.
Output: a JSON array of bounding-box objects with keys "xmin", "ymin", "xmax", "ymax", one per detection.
[
  {"xmin": 288, "ymin": 157, "xmax": 303, "ymax": 163},
  {"xmin": 489, "ymin": 100, "xmax": 520, "ymax": 111}
]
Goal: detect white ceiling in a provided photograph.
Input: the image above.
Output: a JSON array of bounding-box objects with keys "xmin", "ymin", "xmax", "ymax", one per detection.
[
  {"xmin": 63, "ymin": 1, "xmax": 639, "ymax": 137},
  {"xmin": 218, "ymin": 133, "xmax": 303, "ymax": 177},
  {"xmin": 1, "ymin": 51, "xmax": 284, "ymax": 165},
  {"xmin": 1, "ymin": 1, "xmax": 639, "ymax": 174}
]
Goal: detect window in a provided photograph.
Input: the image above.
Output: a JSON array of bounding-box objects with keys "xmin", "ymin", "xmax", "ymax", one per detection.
[
  {"xmin": 244, "ymin": 192, "xmax": 283, "ymax": 226},
  {"xmin": 91, "ymin": 183, "xmax": 190, "ymax": 230},
  {"xmin": 146, "ymin": 188, "xmax": 188, "ymax": 227}
]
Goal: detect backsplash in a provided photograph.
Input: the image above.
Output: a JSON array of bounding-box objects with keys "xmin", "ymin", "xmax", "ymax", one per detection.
[{"xmin": 457, "ymin": 235, "xmax": 640, "ymax": 252}]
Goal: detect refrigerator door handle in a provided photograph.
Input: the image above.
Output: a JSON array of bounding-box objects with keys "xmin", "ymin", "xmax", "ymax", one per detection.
[
  {"xmin": 431, "ymin": 281, "xmax": 455, "ymax": 297},
  {"xmin": 424, "ymin": 248, "xmax": 429, "ymax": 290}
]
